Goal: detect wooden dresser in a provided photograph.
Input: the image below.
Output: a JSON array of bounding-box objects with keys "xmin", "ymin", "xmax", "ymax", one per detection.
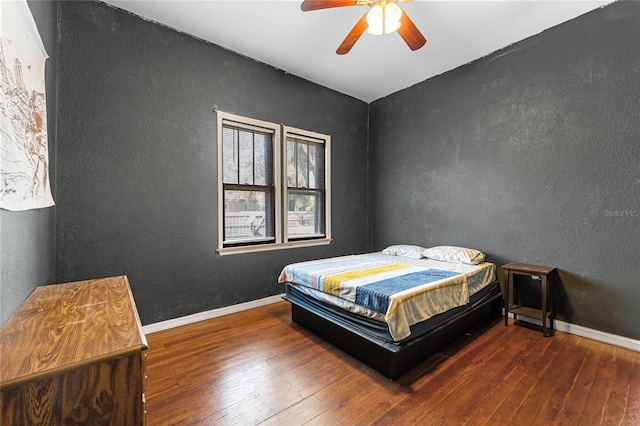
[{"xmin": 0, "ymin": 276, "xmax": 148, "ymax": 425}]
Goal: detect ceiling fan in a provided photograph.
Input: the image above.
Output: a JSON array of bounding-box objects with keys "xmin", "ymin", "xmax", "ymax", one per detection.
[{"xmin": 301, "ymin": 0, "xmax": 427, "ymax": 55}]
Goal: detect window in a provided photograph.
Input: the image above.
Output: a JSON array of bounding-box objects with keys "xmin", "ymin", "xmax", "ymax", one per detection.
[
  {"xmin": 217, "ymin": 111, "xmax": 331, "ymax": 254},
  {"xmin": 285, "ymin": 129, "xmax": 327, "ymax": 240}
]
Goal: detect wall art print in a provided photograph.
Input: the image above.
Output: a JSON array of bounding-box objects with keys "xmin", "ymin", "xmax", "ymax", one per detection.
[{"xmin": 1, "ymin": 0, "xmax": 54, "ymax": 211}]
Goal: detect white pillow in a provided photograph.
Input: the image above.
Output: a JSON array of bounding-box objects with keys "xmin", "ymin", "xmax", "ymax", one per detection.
[
  {"xmin": 382, "ymin": 244, "xmax": 426, "ymax": 259},
  {"xmin": 422, "ymin": 246, "xmax": 485, "ymax": 265}
]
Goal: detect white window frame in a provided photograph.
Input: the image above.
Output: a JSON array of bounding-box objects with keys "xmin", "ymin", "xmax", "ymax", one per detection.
[{"xmin": 217, "ymin": 111, "xmax": 331, "ymax": 255}]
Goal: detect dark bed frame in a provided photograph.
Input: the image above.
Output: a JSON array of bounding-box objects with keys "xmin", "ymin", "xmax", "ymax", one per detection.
[{"xmin": 284, "ymin": 284, "xmax": 503, "ymax": 380}]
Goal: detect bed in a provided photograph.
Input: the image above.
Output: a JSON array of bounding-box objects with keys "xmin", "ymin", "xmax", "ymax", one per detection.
[{"xmin": 279, "ymin": 245, "xmax": 503, "ymax": 380}]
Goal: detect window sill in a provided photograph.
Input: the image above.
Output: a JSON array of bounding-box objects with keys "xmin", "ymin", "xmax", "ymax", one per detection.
[{"xmin": 217, "ymin": 238, "xmax": 332, "ymax": 256}]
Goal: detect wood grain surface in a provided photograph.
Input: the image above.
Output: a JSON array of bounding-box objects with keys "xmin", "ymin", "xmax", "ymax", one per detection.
[
  {"xmin": 0, "ymin": 276, "xmax": 147, "ymax": 388},
  {"xmin": 0, "ymin": 276, "xmax": 147, "ymax": 425},
  {"xmin": 144, "ymin": 301, "xmax": 640, "ymax": 425}
]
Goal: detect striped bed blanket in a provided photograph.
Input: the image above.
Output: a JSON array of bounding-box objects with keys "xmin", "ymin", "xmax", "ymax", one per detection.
[{"xmin": 278, "ymin": 254, "xmax": 470, "ymax": 341}]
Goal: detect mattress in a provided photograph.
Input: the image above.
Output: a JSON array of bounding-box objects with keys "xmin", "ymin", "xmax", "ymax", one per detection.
[{"xmin": 279, "ymin": 252, "xmax": 497, "ymax": 341}]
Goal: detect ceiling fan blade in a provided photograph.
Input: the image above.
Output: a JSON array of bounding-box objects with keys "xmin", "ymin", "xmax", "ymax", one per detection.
[
  {"xmin": 397, "ymin": 11, "xmax": 426, "ymax": 51},
  {"xmin": 301, "ymin": 0, "xmax": 358, "ymax": 12},
  {"xmin": 336, "ymin": 13, "xmax": 368, "ymax": 55}
]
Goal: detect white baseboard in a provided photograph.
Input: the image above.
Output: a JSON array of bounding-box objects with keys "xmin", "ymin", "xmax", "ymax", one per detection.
[
  {"xmin": 142, "ymin": 293, "xmax": 285, "ymax": 334},
  {"xmin": 143, "ymin": 298, "xmax": 639, "ymax": 353},
  {"xmin": 504, "ymin": 310, "xmax": 640, "ymax": 352}
]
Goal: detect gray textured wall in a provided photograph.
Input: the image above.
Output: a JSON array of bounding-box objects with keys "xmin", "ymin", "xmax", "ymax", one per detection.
[
  {"xmin": 4, "ymin": 1, "xmax": 637, "ymax": 343},
  {"xmin": 369, "ymin": 1, "xmax": 640, "ymax": 339},
  {"xmin": 0, "ymin": 0, "xmax": 57, "ymax": 325},
  {"xmin": 55, "ymin": 1, "xmax": 369, "ymax": 324}
]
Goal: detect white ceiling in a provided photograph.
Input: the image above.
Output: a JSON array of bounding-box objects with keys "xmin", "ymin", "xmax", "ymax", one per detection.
[{"xmin": 100, "ymin": 0, "xmax": 612, "ymax": 103}]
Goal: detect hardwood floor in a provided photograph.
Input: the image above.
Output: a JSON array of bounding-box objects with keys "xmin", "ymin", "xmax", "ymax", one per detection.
[{"xmin": 145, "ymin": 301, "xmax": 640, "ymax": 425}]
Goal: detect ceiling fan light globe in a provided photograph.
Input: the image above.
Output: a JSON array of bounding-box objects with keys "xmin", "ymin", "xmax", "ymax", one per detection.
[
  {"xmin": 366, "ymin": 4, "xmax": 384, "ymax": 35},
  {"xmin": 384, "ymin": 2, "xmax": 402, "ymax": 34},
  {"xmin": 384, "ymin": 18, "xmax": 401, "ymax": 34}
]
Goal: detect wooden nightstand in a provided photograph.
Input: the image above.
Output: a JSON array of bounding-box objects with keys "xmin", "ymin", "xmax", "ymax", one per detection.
[{"xmin": 503, "ymin": 263, "xmax": 556, "ymax": 337}]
